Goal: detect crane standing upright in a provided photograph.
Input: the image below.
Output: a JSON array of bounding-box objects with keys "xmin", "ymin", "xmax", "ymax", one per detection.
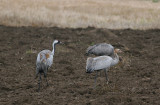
[{"xmin": 35, "ymin": 40, "xmax": 62, "ymax": 91}]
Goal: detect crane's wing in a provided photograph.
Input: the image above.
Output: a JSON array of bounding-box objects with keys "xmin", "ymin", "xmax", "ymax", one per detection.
[
  {"xmin": 86, "ymin": 43, "xmax": 114, "ymax": 56},
  {"xmin": 86, "ymin": 43, "xmax": 102, "ymax": 53},
  {"xmin": 100, "ymin": 44, "xmax": 114, "ymax": 56},
  {"xmin": 36, "ymin": 50, "xmax": 52, "ymax": 67},
  {"xmin": 92, "ymin": 56, "xmax": 112, "ymax": 71}
]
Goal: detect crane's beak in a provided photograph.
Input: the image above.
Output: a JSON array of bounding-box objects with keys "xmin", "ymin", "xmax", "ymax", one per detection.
[{"xmin": 59, "ymin": 41, "xmax": 64, "ymax": 45}]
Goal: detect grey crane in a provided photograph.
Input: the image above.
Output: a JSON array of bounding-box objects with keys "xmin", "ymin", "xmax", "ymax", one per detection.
[
  {"xmin": 35, "ymin": 40, "xmax": 62, "ymax": 91},
  {"xmin": 86, "ymin": 43, "xmax": 114, "ymax": 57},
  {"xmin": 86, "ymin": 49, "xmax": 122, "ymax": 88}
]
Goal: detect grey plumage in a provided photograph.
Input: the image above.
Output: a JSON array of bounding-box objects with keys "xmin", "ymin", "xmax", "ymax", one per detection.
[
  {"xmin": 35, "ymin": 40, "xmax": 62, "ymax": 91},
  {"xmin": 86, "ymin": 43, "xmax": 114, "ymax": 57},
  {"xmin": 86, "ymin": 57, "xmax": 94, "ymax": 73},
  {"xmin": 86, "ymin": 49, "xmax": 122, "ymax": 88}
]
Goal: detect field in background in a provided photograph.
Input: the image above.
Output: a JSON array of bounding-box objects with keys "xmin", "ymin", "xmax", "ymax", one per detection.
[
  {"xmin": 0, "ymin": 26, "xmax": 160, "ymax": 105},
  {"xmin": 0, "ymin": 0, "xmax": 160, "ymax": 29}
]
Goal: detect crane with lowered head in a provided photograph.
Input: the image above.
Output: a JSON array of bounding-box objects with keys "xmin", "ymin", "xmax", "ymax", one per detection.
[{"xmin": 86, "ymin": 43, "xmax": 115, "ymax": 57}]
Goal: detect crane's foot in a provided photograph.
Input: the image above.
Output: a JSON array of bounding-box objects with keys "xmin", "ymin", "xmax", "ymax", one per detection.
[
  {"xmin": 106, "ymin": 79, "xmax": 109, "ymax": 84},
  {"xmin": 106, "ymin": 81, "xmax": 109, "ymax": 84}
]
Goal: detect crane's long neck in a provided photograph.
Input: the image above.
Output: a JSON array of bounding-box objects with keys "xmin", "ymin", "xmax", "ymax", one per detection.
[
  {"xmin": 111, "ymin": 53, "xmax": 119, "ymax": 66},
  {"xmin": 51, "ymin": 43, "xmax": 56, "ymax": 55}
]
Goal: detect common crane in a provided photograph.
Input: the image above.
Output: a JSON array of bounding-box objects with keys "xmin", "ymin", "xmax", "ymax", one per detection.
[
  {"xmin": 86, "ymin": 43, "xmax": 114, "ymax": 57},
  {"xmin": 35, "ymin": 40, "xmax": 62, "ymax": 91},
  {"xmin": 86, "ymin": 49, "xmax": 122, "ymax": 88}
]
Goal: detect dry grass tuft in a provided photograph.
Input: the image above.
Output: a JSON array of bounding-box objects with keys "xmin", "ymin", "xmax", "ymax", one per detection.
[{"xmin": 0, "ymin": 0, "xmax": 160, "ymax": 29}]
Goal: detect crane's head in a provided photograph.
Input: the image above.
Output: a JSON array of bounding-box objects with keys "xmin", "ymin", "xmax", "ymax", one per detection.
[
  {"xmin": 53, "ymin": 40, "xmax": 63, "ymax": 45},
  {"xmin": 114, "ymin": 49, "xmax": 122, "ymax": 54}
]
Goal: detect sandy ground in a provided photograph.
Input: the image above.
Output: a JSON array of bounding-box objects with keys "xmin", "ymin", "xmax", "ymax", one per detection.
[{"xmin": 0, "ymin": 26, "xmax": 160, "ymax": 105}]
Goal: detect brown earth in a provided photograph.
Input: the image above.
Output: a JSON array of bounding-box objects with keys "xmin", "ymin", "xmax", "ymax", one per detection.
[{"xmin": 0, "ymin": 25, "xmax": 160, "ymax": 105}]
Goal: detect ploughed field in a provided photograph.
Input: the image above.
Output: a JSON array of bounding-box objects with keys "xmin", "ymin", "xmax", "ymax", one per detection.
[{"xmin": 0, "ymin": 26, "xmax": 160, "ymax": 105}]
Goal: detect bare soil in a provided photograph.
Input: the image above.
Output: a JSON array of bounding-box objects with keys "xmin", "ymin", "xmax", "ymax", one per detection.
[{"xmin": 0, "ymin": 26, "xmax": 160, "ymax": 105}]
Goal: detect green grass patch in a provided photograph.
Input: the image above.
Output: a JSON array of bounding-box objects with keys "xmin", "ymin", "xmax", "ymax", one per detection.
[
  {"xmin": 152, "ymin": 0, "xmax": 159, "ymax": 2},
  {"xmin": 26, "ymin": 49, "xmax": 37, "ymax": 54}
]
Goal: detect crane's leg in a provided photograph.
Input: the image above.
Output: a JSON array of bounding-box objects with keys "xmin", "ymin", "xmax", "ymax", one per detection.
[
  {"xmin": 104, "ymin": 69, "xmax": 109, "ymax": 84},
  {"xmin": 93, "ymin": 71, "xmax": 98, "ymax": 88},
  {"xmin": 38, "ymin": 74, "xmax": 42, "ymax": 91},
  {"xmin": 44, "ymin": 73, "xmax": 49, "ymax": 86}
]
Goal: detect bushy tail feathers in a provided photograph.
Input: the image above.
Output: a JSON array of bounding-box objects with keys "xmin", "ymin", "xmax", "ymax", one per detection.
[
  {"xmin": 36, "ymin": 62, "xmax": 48, "ymax": 77},
  {"xmin": 86, "ymin": 57, "xmax": 94, "ymax": 73}
]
